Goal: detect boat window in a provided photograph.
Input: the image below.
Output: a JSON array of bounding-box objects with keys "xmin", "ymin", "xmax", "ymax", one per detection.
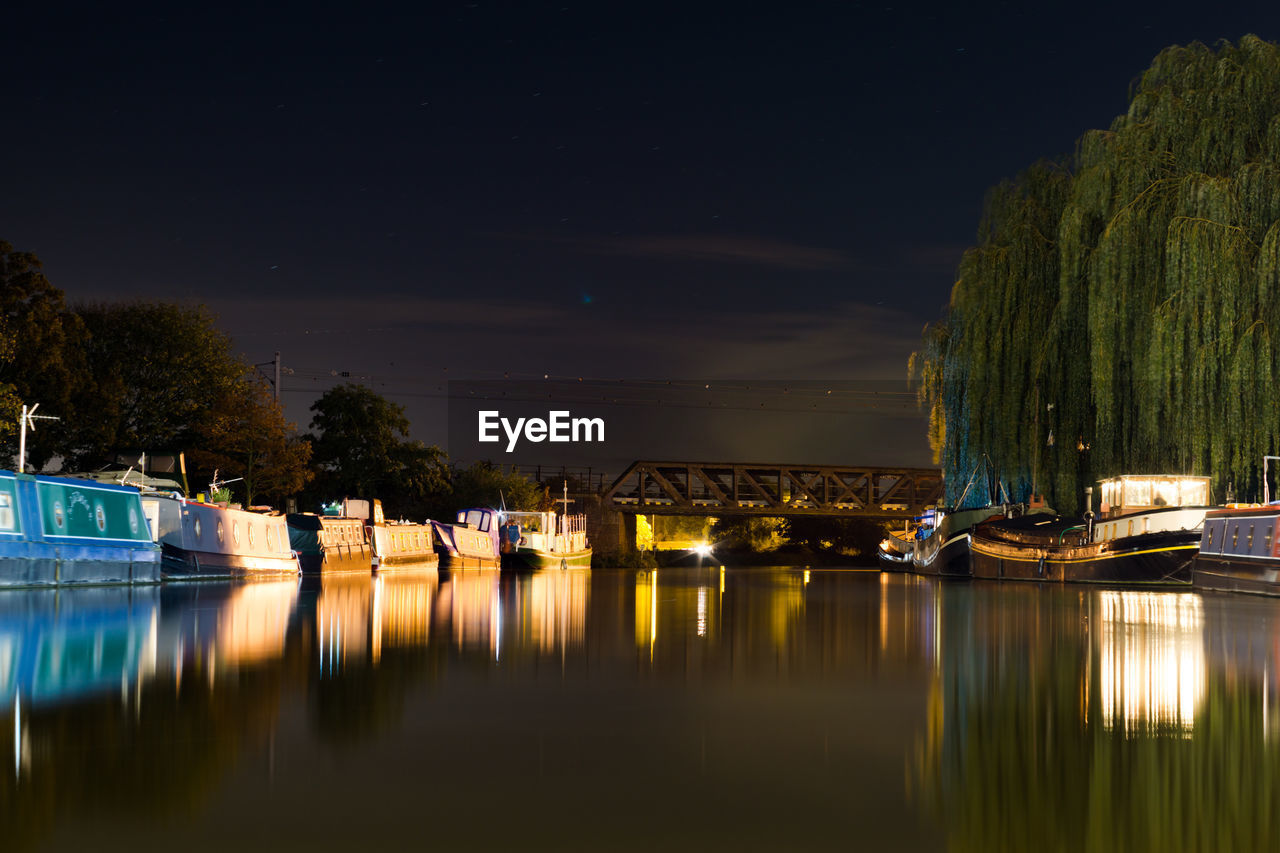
[
  {"xmin": 1232, "ymin": 525, "xmax": 1239, "ymax": 548},
  {"xmin": 1248, "ymin": 525, "xmax": 1255, "ymax": 549},
  {"xmin": 233, "ymin": 522, "xmax": 240, "ymax": 546},
  {"xmin": 1182, "ymin": 481, "xmax": 1209, "ymax": 505},
  {"xmin": 1127, "ymin": 520, "xmax": 1133, "ymax": 537},
  {"xmin": 464, "ymin": 510, "xmax": 485, "ymax": 529},
  {"xmin": 0, "ymin": 494, "xmax": 14, "ymax": 531},
  {"xmin": 1267, "ymin": 525, "xmax": 1274, "ymax": 552},
  {"xmin": 194, "ymin": 517, "xmax": 203, "ymax": 540},
  {"xmin": 267, "ymin": 526, "xmax": 275, "ymax": 551},
  {"xmin": 1207, "ymin": 526, "xmax": 1214, "ymax": 546},
  {"xmin": 217, "ymin": 520, "xmax": 225, "ymax": 544},
  {"xmin": 1124, "ymin": 480, "xmax": 1152, "ymax": 507},
  {"xmin": 248, "ymin": 524, "xmax": 255, "ymax": 546}
]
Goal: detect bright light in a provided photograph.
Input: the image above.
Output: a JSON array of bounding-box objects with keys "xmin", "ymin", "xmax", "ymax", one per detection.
[{"xmin": 694, "ymin": 542, "xmax": 713, "ymax": 558}]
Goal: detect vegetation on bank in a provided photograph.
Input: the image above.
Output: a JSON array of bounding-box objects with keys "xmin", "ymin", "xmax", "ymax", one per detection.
[
  {"xmin": 915, "ymin": 36, "xmax": 1280, "ymax": 512},
  {"xmin": 0, "ymin": 242, "xmax": 540, "ymax": 516}
]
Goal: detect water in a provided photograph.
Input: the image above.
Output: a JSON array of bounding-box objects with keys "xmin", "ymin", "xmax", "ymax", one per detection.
[{"xmin": 2, "ymin": 568, "xmax": 1278, "ymax": 850}]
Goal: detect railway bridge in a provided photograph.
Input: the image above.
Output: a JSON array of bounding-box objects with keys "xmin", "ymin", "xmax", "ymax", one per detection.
[{"xmin": 600, "ymin": 460, "xmax": 943, "ymax": 520}]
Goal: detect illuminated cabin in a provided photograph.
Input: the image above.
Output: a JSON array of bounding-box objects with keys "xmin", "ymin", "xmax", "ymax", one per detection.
[{"xmin": 1097, "ymin": 475, "xmax": 1211, "ymax": 517}]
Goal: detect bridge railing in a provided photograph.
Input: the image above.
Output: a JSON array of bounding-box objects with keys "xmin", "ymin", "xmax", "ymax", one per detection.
[{"xmin": 602, "ymin": 461, "xmax": 943, "ymax": 518}]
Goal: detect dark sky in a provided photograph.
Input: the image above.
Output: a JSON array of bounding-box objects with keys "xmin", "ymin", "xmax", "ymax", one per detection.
[{"xmin": 3, "ymin": 1, "xmax": 1276, "ymax": 469}]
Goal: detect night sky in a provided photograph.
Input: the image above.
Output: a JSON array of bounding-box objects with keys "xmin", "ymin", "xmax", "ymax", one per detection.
[{"xmin": 3, "ymin": 2, "xmax": 1276, "ymax": 469}]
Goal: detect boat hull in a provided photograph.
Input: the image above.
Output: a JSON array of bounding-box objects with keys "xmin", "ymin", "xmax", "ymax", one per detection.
[
  {"xmin": 501, "ymin": 548, "xmax": 592, "ymax": 571},
  {"xmin": 970, "ymin": 533, "xmax": 1198, "ymax": 585},
  {"xmin": 1193, "ymin": 554, "xmax": 1280, "ymax": 595},
  {"xmin": 1192, "ymin": 507, "xmax": 1280, "ymax": 595},
  {"xmin": 160, "ymin": 543, "xmax": 300, "ymax": 579},
  {"xmin": 912, "ymin": 531, "xmax": 973, "ymax": 577}
]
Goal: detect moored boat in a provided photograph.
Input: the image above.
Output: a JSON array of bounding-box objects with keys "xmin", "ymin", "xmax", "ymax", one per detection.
[
  {"xmin": 287, "ymin": 500, "xmax": 373, "ymax": 573},
  {"xmin": 911, "ymin": 505, "xmax": 1020, "ymax": 577},
  {"xmin": 970, "ymin": 475, "xmax": 1210, "ymax": 585},
  {"xmin": 877, "ymin": 526, "xmax": 915, "ymax": 572},
  {"xmin": 1192, "ymin": 505, "xmax": 1280, "ymax": 595},
  {"xmin": 366, "ymin": 499, "xmax": 438, "ymax": 569},
  {"xmin": 498, "ymin": 508, "xmax": 592, "ymax": 570},
  {"xmin": 146, "ymin": 492, "xmax": 299, "ymax": 579},
  {"xmin": 0, "ymin": 470, "xmax": 161, "ymax": 587},
  {"xmin": 432, "ymin": 508, "xmax": 501, "ymax": 569}
]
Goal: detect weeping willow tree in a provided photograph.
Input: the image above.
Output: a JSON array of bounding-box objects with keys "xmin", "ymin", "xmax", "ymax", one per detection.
[{"xmin": 916, "ymin": 35, "xmax": 1280, "ymax": 512}]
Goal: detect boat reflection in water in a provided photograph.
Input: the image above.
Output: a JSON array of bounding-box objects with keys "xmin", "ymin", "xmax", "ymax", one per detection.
[
  {"xmin": 159, "ymin": 578, "xmax": 299, "ymax": 674},
  {"xmin": 0, "ymin": 586, "xmax": 159, "ymax": 711},
  {"xmin": 917, "ymin": 581, "xmax": 1280, "ymax": 849}
]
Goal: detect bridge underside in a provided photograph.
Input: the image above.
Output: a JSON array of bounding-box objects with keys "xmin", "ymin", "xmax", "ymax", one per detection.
[{"xmin": 603, "ymin": 461, "xmax": 943, "ymax": 519}]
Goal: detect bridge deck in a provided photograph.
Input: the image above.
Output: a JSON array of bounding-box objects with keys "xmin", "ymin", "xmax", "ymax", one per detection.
[{"xmin": 602, "ymin": 461, "xmax": 943, "ymax": 518}]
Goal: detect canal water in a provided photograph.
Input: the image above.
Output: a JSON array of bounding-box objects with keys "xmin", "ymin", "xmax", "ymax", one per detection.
[{"xmin": 2, "ymin": 568, "xmax": 1276, "ymax": 850}]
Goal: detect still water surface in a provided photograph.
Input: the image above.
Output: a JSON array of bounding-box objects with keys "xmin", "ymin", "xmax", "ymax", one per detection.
[{"xmin": 2, "ymin": 568, "xmax": 1278, "ymax": 850}]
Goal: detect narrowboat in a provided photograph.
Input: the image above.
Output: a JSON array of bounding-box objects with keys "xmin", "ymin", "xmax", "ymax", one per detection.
[
  {"xmin": 287, "ymin": 509, "xmax": 372, "ymax": 573},
  {"xmin": 970, "ymin": 474, "xmax": 1210, "ymax": 585},
  {"xmin": 432, "ymin": 508, "xmax": 501, "ymax": 569},
  {"xmin": 146, "ymin": 492, "xmax": 299, "ymax": 579},
  {"xmin": 366, "ymin": 499, "xmax": 438, "ymax": 569},
  {"xmin": 1193, "ymin": 505, "xmax": 1280, "ymax": 595},
  {"xmin": 0, "ymin": 470, "xmax": 161, "ymax": 587},
  {"xmin": 498, "ymin": 509, "xmax": 592, "ymax": 570},
  {"xmin": 70, "ymin": 452, "xmax": 298, "ymax": 579}
]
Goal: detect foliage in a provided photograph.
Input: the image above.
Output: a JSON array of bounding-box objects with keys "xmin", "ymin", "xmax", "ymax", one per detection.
[
  {"xmin": 306, "ymin": 383, "xmax": 448, "ymax": 518},
  {"xmin": 916, "ymin": 36, "xmax": 1280, "ymax": 511},
  {"xmin": 188, "ymin": 379, "xmax": 312, "ymax": 506},
  {"xmin": 0, "ymin": 242, "xmax": 88, "ymax": 470},
  {"xmin": 446, "ymin": 461, "xmax": 544, "ymax": 517},
  {"xmin": 710, "ymin": 516, "xmax": 788, "ymax": 551},
  {"xmin": 70, "ymin": 302, "xmax": 245, "ymax": 469}
]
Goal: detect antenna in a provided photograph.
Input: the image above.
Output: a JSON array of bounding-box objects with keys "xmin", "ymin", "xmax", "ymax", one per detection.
[{"xmin": 16, "ymin": 403, "xmax": 59, "ymax": 474}]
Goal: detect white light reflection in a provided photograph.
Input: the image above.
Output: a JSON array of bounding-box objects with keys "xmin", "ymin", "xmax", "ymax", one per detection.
[
  {"xmin": 1094, "ymin": 591, "xmax": 1205, "ymax": 735},
  {"xmin": 696, "ymin": 587, "xmax": 708, "ymax": 638}
]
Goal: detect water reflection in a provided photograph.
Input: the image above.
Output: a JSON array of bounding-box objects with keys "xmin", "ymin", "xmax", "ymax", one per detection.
[
  {"xmin": 7, "ymin": 570, "xmax": 1280, "ymax": 850},
  {"xmin": 0, "ymin": 587, "xmax": 159, "ymax": 709},
  {"xmin": 919, "ymin": 581, "xmax": 1280, "ymax": 850},
  {"xmin": 1092, "ymin": 591, "xmax": 1205, "ymax": 733}
]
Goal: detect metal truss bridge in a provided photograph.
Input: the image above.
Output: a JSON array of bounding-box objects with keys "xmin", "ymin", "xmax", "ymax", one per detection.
[{"xmin": 602, "ymin": 461, "xmax": 943, "ymax": 519}]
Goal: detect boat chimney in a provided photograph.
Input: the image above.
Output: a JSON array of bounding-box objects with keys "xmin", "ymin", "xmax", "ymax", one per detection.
[{"xmin": 1083, "ymin": 486, "xmax": 1095, "ymax": 540}]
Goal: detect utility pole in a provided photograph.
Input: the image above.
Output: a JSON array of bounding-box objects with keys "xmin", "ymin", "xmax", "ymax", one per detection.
[{"xmin": 274, "ymin": 351, "xmax": 281, "ymax": 403}]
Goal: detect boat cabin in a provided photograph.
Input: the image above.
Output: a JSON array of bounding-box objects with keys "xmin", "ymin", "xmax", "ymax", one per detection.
[{"xmin": 1097, "ymin": 474, "xmax": 1210, "ymax": 518}]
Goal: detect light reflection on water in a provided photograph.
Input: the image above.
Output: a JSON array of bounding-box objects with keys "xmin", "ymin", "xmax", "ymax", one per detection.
[{"xmin": 1, "ymin": 570, "xmax": 1280, "ymax": 850}]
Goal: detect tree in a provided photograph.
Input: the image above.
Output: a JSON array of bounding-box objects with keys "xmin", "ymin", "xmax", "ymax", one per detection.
[
  {"xmin": 306, "ymin": 384, "xmax": 448, "ymax": 517},
  {"xmin": 445, "ymin": 461, "xmax": 543, "ymax": 518},
  {"xmin": 69, "ymin": 302, "xmax": 244, "ymax": 468},
  {"xmin": 0, "ymin": 241, "xmax": 87, "ymax": 470},
  {"xmin": 916, "ymin": 36, "xmax": 1280, "ymax": 512},
  {"xmin": 188, "ymin": 380, "xmax": 312, "ymax": 506}
]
